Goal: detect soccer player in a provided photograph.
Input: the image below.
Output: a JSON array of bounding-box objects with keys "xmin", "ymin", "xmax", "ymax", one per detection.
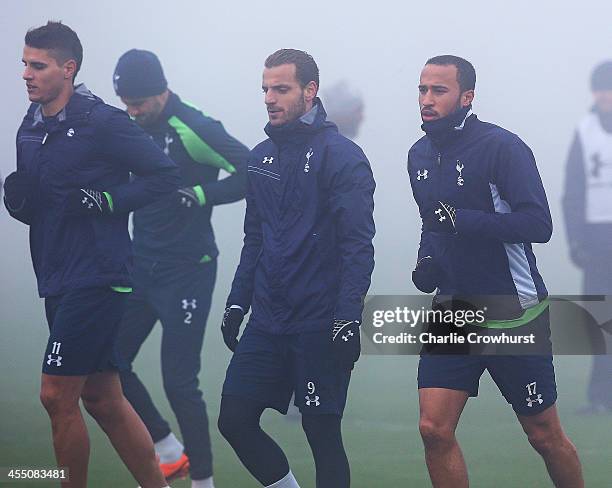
[
  {"xmin": 217, "ymin": 49, "xmax": 375, "ymax": 488},
  {"xmin": 408, "ymin": 55, "xmax": 584, "ymax": 487},
  {"xmin": 3, "ymin": 22, "xmax": 180, "ymax": 488},
  {"xmin": 562, "ymin": 60, "xmax": 612, "ymax": 415},
  {"xmin": 112, "ymin": 49, "xmax": 249, "ymax": 487}
]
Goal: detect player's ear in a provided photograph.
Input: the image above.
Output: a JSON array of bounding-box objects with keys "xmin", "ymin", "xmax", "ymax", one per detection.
[
  {"xmin": 304, "ymin": 81, "xmax": 318, "ymax": 104},
  {"xmin": 63, "ymin": 59, "xmax": 77, "ymax": 81},
  {"xmin": 461, "ymin": 89, "xmax": 474, "ymax": 107}
]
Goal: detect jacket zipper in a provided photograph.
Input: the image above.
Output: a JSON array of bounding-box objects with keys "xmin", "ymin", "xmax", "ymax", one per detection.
[{"xmin": 435, "ymin": 152, "xmax": 442, "ymax": 201}]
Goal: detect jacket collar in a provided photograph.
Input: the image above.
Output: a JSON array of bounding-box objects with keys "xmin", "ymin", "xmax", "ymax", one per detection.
[
  {"xmin": 421, "ymin": 105, "xmax": 474, "ymax": 149},
  {"xmin": 31, "ymin": 84, "xmax": 99, "ymax": 127},
  {"xmin": 264, "ymin": 98, "xmax": 335, "ymax": 145}
]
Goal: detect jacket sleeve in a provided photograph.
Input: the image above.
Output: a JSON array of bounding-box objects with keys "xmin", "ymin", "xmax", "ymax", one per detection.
[
  {"xmin": 226, "ymin": 168, "xmax": 263, "ymax": 311},
  {"xmin": 455, "ymin": 138, "xmax": 553, "ymax": 243},
  {"xmin": 4, "ymin": 136, "xmax": 38, "ymax": 225},
  {"xmin": 98, "ymin": 108, "xmax": 181, "ymax": 213},
  {"xmin": 173, "ymin": 115, "xmax": 249, "ymax": 206},
  {"xmin": 329, "ymin": 144, "xmax": 376, "ymax": 321},
  {"xmin": 561, "ymin": 133, "xmax": 586, "ymax": 258}
]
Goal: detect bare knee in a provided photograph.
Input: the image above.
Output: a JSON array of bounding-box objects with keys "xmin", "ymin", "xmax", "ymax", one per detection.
[
  {"xmin": 527, "ymin": 424, "xmax": 572, "ymax": 457},
  {"xmin": 419, "ymin": 418, "xmax": 456, "ymax": 451},
  {"xmin": 82, "ymin": 393, "xmax": 120, "ymax": 426},
  {"xmin": 521, "ymin": 413, "xmax": 574, "ymax": 458},
  {"xmin": 40, "ymin": 384, "xmax": 78, "ymax": 418}
]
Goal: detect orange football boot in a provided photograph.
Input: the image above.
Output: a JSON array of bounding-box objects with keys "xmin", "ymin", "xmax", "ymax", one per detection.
[{"xmin": 160, "ymin": 453, "xmax": 190, "ymax": 481}]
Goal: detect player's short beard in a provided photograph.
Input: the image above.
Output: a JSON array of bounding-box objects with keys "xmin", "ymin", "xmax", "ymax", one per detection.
[
  {"xmin": 136, "ymin": 98, "xmax": 164, "ymax": 127},
  {"xmin": 453, "ymin": 95, "xmax": 464, "ymax": 114},
  {"xmin": 284, "ymin": 92, "xmax": 308, "ymax": 124}
]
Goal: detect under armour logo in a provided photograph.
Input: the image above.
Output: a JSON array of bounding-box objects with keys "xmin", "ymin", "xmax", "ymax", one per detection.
[
  {"xmin": 181, "ymin": 197, "xmax": 193, "ymax": 207},
  {"xmin": 526, "ymin": 394, "xmax": 543, "ymax": 407},
  {"xmin": 417, "ymin": 169, "xmax": 428, "ymax": 181},
  {"xmin": 82, "ymin": 197, "xmax": 94, "ymax": 209},
  {"xmin": 163, "ymin": 134, "xmax": 173, "ymax": 155},
  {"xmin": 182, "ymin": 299, "xmax": 197, "ymax": 310},
  {"xmin": 456, "ymin": 161, "xmax": 464, "ymax": 186},
  {"xmin": 305, "ymin": 395, "xmax": 320, "ymax": 407},
  {"xmin": 435, "ymin": 208, "xmax": 446, "ymax": 222},
  {"xmin": 342, "ymin": 330, "xmax": 354, "ymax": 342},
  {"xmin": 262, "ymin": 156, "xmax": 274, "ymax": 164},
  {"xmin": 304, "ymin": 148, "xmax": 313, "ymax": 173},
  {"xmin": 46, "ymin": 355, "xmax": 62, "ymax": 366},
  {"xmin": 67, "ymin": 128, "xmax": 75, "ymax": 137}
]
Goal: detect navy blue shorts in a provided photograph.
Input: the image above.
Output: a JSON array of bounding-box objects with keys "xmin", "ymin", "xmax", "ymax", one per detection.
[
  {"xmin": 418, "ymin": 310, "xmax": 558, "ymax": 416},
  {"xmin": 43, "ymin": 287, "xmax": 128, "ymax": 376},
  {"xmin": 222, "ymin": 326, "xmax": 351, "ymax": 416}
]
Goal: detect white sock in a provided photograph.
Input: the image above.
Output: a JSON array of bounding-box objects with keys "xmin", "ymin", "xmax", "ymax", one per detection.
[
  {"xmin": 154, "ymin": 432, "xmax": 184, "ymax": 464},
  {"xmin": 191, "ymin": 476, "xmax": 214, "ymax": 488},
  {"xmin": 265, "ymin": 470, "xmax": 300, "ymax": 488}
]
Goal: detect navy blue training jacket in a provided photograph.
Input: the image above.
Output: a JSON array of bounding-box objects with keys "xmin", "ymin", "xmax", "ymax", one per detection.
[
  {"xmin": 408, "ymin": 113, "xmax": 551, "ymax": 318},
  {"xmin": 7, "ymin": 84, "xmax": 180, "ymax": 297},
  {"xmin": 227, "ymin": 100, "xmax": 376, "ymax": 334}
]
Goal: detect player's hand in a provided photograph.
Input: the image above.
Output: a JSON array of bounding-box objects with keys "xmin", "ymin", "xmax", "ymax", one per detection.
[
  {"xmin": 3, "ymin": 171, "xmax": 36, "ymax": 210},
  {"xmin": 222, "ymin": 306, "xmax": 244, "ymax": 352},
  {"xmin": 332, "ymin": 319, "xmax": 361, "ymax": 369},
  {"xmin": 412, "ymin": 256, "xmax": 443, "ymax": 294},
  {"xmin": 423, "ymin": 201, "xmax": 456, "ymax": 233},
  {"xmin": 177, "ymin": 185, "xmax": 205, "ymax": 209},
  {"xmin": 64, "ymin": 189, "xmax": 112, "ymax": 216}
]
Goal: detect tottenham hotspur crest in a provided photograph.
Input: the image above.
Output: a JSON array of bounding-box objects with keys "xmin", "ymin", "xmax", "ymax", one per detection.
[
  {"xmin": 456, "ymin": 161, "xmax": 465, "ymax": 186},
  {"xmin": 163, "ymin": 133, "xmax": 173, "ymax": 155},
  {"xmin": 304, "ymin": 148, "xmax": 313, "ymax": 173}
]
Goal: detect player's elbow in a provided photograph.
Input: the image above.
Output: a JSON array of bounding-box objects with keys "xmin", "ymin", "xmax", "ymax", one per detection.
[{"xmin": 532, "ymin": 220, "xmax": 553, "ymax": 243}]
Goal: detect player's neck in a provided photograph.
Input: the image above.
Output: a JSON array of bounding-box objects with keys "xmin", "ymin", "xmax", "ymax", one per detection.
[{"xmin": 42, "ymin": 84, "xmax": 74, "ymax": 117}]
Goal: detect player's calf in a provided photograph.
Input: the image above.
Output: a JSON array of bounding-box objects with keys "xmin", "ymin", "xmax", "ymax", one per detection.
[
  {"xmin": 518, "ymin": 406, "xmax": 584, "ymax": 488},
  {"xmin": 301, "ymin": 414, "xmax": 349, "ymax": 488}
]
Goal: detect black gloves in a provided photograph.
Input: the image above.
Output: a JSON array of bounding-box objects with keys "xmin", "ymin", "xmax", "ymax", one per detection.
[
  {"xmin": 177, "ymin": 185, "xmax": 206, "ymax": 209},
  {"xmin": 65, "ymin": 189, "xmax": 113, "ymax": 216},
  {"xmin": 423, "ymin": 201, "xmax": 456, "ymax": 233},
  {"xmin": 3, "ymin": 171, "xmax": 36, "ymax": 212},
  {"xmin": 412, "ymin": 256, "xmax": 444, "ymax": 293},
  {"xmin": 332, "ymin": 319, "xmax": 361, "ymax": 369},
  {"xmin": 222, "ymin": 306, "xmax": 245, "ymax": 352}
]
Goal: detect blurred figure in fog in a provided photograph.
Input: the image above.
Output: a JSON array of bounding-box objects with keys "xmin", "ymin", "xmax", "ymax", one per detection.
[
  {"xmin": 562, "ymin": 60, "xmax": 612, "ymax": 415},
  {"xmin": 323, "ymin": 81, "xmax": 364, "ymax": 140}
]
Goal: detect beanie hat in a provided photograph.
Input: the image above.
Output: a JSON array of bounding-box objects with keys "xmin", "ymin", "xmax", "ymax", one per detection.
[{"xmin": 113, "ymin": 49, "xmax": 167, "ymax": 98}]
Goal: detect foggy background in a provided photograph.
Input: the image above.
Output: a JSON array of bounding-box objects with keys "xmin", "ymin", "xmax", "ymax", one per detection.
[
  {"xmin": 0, "ymin": 1, "xmax": 611, "ymax": 485},
  {"xmin": 2, "ymin": 0, "xmax": 610, "ymax": 301}
]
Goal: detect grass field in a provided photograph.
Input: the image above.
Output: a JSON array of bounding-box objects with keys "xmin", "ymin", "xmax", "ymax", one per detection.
[{"xmin": 1, "ymin": 298, "xmax": 610, "ymax": 488}]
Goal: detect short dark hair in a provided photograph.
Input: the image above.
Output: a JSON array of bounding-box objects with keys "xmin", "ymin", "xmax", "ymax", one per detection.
[
  {"xmin": 426, "ymin": 55, "xmax": 476, "ymax": 92},
  {"xmin": 265, "ymin": 49, "xmax": 319, "ymax": 89},
  {"xmin": 25, "ymin": 21, "xmax": 83, "ymax": 81}
]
